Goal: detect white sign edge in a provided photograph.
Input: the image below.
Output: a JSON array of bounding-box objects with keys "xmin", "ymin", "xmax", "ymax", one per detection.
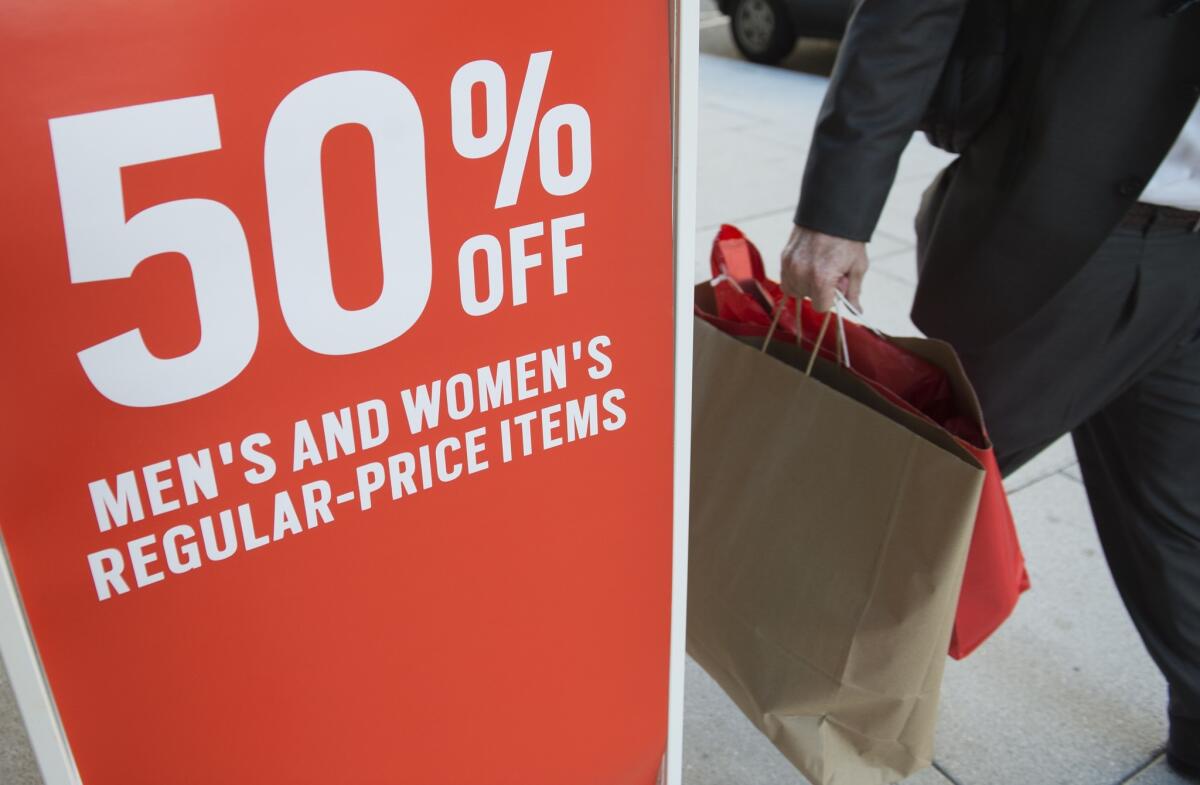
[{"xmin": 665, "ymin": 0, "xmax": 698, "ymax": 783}]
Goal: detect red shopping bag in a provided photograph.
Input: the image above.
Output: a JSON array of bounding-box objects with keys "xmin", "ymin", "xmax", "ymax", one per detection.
[{"xmin": 703, "ymin": 224, "xmax": 1029, "ymax": 659}]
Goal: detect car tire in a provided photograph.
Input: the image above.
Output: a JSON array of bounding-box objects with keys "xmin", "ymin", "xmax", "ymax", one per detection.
[{"xmin": 730, "ymin": 0, "xmax": 796, "ymax": 65}]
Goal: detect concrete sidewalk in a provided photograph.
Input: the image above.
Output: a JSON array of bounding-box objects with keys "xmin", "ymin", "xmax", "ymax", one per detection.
[{"xmin": 685, "ymin": 7, "xmax": 1186, "ymax": 785}]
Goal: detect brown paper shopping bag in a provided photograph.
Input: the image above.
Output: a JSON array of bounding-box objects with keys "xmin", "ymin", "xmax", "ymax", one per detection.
[{"xmin": 688, "ymin": 301, "xmax": 985, "ymax": 785}]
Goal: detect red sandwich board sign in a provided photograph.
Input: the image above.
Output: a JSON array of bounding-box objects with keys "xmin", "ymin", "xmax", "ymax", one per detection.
[{"xmin": 0, "ymin": 2, "xmax": 698, "ymax": 783}]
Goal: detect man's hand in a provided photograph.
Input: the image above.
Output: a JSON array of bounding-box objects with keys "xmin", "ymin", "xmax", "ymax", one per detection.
[{"xmin": 780, "ymin": 225, "xmax": 869, "ymax": 313}]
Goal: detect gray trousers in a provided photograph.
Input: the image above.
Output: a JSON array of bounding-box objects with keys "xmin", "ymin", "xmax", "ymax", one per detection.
[{"xmin": 940, "ymin": 216, "xmax": 1200, "ymax": 760}]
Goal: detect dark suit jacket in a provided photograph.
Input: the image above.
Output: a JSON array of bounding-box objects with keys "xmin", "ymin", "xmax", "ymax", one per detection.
[{"xmin": 795, "ymin": 0, "xmax": 1200, "ymax": 350}]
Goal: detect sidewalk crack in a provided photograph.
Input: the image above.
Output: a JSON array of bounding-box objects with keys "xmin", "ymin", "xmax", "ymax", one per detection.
[
  {"xmin": 933, "ymin": 760, "xmax": 966, "ymax": 785},
  {"xmin": 1117, "ymin": 750, "xmax": 1168, "ymax": 784}
]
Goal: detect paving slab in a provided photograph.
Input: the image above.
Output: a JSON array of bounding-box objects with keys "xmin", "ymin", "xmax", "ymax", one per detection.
[
  {"xmin": 872, "ymin": 175, "xmax": 935, "ymax": 247},
  {"xmin": 699, "ymin": 123, "xmax": 798, "ymax": 167},
  {"xmin": 1004, "ymin": 434, "xmax": 1080, "ymax": 493},
  {"xmin": 870, "ymin": 247, "xmax": 920, "ymax": 287},
  {"xmin": 866, "ymin": 231, "xmax": 915, "ymax": 262},
  {"xmin": 852, "ymin": 265, "xmax": 919, "ymax": 336},
  {"xmin": 895, "ymin": 141, "xmax": 958, "ymax": 185},
  {"xmin": 935, "ymin": 474, "xmax": 1168, "ymax": 785},
  {"xmin": 700, "ymin": 100, "xmax": 764, "ymax": 133},
  {"xmin": 698, "ymin": 54, "xmax": 830, "ymax": 135},
  {"xmin": 697, "ymin": 150, "xmax": 807, "ymax": 230}
]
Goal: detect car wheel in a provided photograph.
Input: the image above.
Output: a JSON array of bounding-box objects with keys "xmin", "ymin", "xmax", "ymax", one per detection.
[{"xmin": 730, "ymin": 0, "xmax": 796, "ymax": 65}]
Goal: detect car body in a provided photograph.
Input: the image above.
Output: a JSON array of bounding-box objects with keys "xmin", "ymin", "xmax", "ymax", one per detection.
[{"xmin": 718, "ymin": 0, "xmax": 854, "ymax": 64}]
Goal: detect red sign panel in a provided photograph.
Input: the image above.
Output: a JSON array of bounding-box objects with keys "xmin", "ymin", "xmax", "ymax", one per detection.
[{"xmin": 0, "ymin": 2, "xmax": 677, "ymax": 782}]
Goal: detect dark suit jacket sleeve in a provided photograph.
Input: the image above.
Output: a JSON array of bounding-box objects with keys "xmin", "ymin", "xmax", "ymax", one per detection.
[{"xmin": 795, "ymin": 0, "xmax": 969, "ymax": 242}]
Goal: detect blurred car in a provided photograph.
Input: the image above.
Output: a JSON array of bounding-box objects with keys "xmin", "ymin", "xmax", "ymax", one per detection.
[{"xmin": 718, "ymin": 0, "xmax": 852, "ymax": 64}]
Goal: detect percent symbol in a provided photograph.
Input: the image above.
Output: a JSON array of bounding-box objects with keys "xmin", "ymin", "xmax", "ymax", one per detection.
[{"xmin": 450, "ymin": 51, "xmax": 592, "ymax": 209}]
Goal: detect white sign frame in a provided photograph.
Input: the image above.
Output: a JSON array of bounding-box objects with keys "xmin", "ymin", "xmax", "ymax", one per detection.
[
  {"xmin": 0, "ymin": 3, "xmax": 699, "ymax": 783},
  {"xmin": 666, "ymin": 0, "xmax": 698, "ymax": 784}
]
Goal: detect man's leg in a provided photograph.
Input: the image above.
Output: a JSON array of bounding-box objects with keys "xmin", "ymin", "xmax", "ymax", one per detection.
[
  {"xmin": 942, "ymin": 218, "xmax": 1200, "ymax": 768},
  {"xmin": 1073, "ymin": 332, "xmax": 1200, "ymax": 772}
]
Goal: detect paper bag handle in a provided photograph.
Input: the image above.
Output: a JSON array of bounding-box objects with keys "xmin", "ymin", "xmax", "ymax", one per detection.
[
  {"xmin": 761, "ymin": 298, "xmax": 837, "ymax": 377},
  {"xmin": 834, "ymin": 290, "xmax": 883, "ymax": 339}
]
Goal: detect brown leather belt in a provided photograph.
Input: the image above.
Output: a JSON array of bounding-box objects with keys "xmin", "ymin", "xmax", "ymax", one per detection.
[{"xmin": 1121, "ymin": 202, "xmax": 1200, "ymax": 232}]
